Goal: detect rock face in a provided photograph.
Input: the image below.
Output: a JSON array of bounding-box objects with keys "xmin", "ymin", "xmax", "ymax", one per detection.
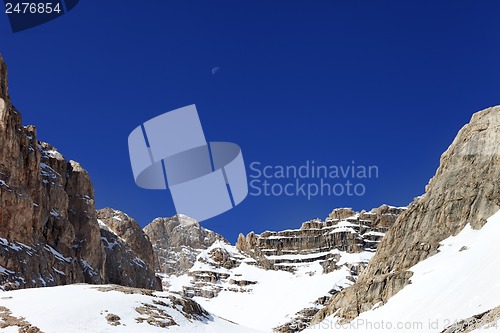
[
  {"xmin": 0, "ymin": 55, "xmax": 158, "ymax": 291},
  {"xmin": 97, "ymin": 208, "xmax": 160, "ymax": 290},
  {"xmin": 236, "ymin": 204, "xmax": 405, "ymax": 273},
  {"xmin": 143, "ymin": 214, "xmax": 228, "ymax": 277},
  {"xmin": 0, "ymin": 55, "xmax": 105, "ymax": 288},
  {"xmin": 313, "ymin": 105, "xmax": 500, "ymax": 323}
]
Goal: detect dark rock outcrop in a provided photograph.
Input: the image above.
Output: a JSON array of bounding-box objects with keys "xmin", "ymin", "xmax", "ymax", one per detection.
[{"xmin": 97, "ymin": 208, "xmax": 160, "ymax": 290}]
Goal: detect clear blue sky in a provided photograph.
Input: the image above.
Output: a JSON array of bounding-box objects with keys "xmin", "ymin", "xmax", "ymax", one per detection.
[{"xmin": 1, "ymin": 1, "xmax": 499, "ymax": 242}]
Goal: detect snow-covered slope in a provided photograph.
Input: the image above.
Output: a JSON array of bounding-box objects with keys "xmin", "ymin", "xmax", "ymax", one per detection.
[
  {"xmin": 193, "ymin": 253, "xmax": 354, "ymax": 332},
  {"xmin": 307, "ymin": 209, "xmax": 500, "ymax": 332},
  {"xmin": 164, "ymin": 240, "xmax": 375, "ymax": 332},
  {"xmin": 1, "ymin": 205, "xmax": 498, "ymax": 333},
  {"xmin": 0, "ymin": 284, "xmax": 261, "ymax": 333}
]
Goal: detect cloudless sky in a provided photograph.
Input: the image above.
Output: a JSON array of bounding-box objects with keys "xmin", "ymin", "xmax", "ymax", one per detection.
[{"xmin": 1, "ymin": 1, "xmax": 499, "ymax": 242}]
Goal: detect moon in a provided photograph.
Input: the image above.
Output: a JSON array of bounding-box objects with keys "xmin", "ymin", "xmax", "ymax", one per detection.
[{"xmin": 211, "ymin": 67, "xmax": 220, "ymax": 75}]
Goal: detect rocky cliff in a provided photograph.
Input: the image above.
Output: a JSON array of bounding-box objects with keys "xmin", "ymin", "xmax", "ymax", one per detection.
[
  {"xmin": 312, "ymin": 105, "xmax": 500, "ymax": 323},
  {"xmin": 143, "ymin": 214, "xmax": 228, "ymax": 278},
  {"xmin": 0, "ymin": 54, "xmax": 104, "ymax": 288},
  {"xmin": 0, "ymin": 55, "xmax": 158, "ymax": 291},
  {"xmin": 236, "ymin": 205, "xmax": 404, "ymax": 274},
  {"xmin": 97, "ymin": 208, "xmax": 160, "ymax": 290}
]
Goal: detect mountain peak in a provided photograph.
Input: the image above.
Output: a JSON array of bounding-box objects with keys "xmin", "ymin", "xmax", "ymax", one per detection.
[{"xmin": 176, "ymin": 214, "xmax": 199, "ymax": 227}]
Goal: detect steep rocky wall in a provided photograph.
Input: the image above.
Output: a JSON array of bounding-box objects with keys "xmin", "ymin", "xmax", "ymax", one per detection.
[
  {"xmin": 97, "ymin": 208, "xmax": 160, "ymax": 290},
  {"xmin": 0, "ymin": 55, "xmax": 158, "ymax": 290},
  {"xmin": 313, "ymin": 105, "xmax": 500, "ymax": 323},
  {"xmin": 0, "ymin": 55, "xmax": 105, "ymax": 288}
]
